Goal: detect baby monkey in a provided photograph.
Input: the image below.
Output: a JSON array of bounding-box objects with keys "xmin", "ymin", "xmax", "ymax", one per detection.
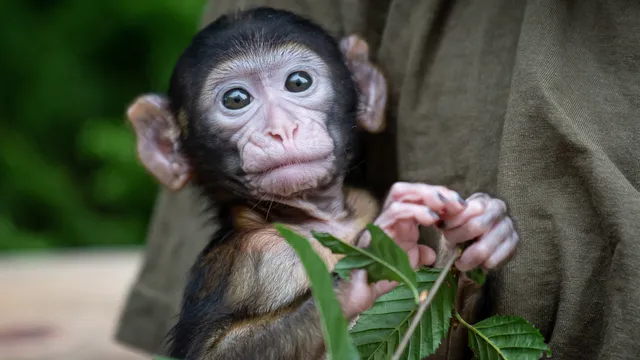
[{"xmin": 126, "ymin": 7, "xmax": 518, "ymax": 360}]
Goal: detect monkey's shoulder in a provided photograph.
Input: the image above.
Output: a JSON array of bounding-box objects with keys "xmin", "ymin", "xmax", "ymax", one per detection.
[{"xmin": 189, "ymin": 224, "xmax": 310, "ymax": 315}]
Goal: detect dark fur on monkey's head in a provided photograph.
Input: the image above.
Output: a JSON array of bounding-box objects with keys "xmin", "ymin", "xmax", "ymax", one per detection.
[{"xmin": 127, "ymin": 7, "xmax": 387, "ymax": 205}]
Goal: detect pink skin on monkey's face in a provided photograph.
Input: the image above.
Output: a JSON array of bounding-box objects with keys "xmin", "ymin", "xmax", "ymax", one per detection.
[{"xmin": 199, "ymin": 47, "xmax": 337, "ymax": 197}]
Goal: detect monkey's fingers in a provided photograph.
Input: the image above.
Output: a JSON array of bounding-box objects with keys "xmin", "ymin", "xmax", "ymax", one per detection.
[
  {"xmin": 436, "ymin": 199, "xmax": 486, "ymax": 234},
  {"xmin": 359, "ymin": 218, "xmax": 420, "ymax": 250},
  {"xmin": 407, "ymin": 245, "xmax": 437, "ymax": 269},
  {"xmin": 358, "ymin": 203, "xmax": 435, "ymax": 249},
  {"xmin": 455, "ymin": 218, "xmax": 514, "ymax": 272},
  {"xmin": 372, "ymin": 280, "xmax": 399, "ymax": 298},
  {"xmin": 337, "ymin": 270, "xmax": 401, "ymax": 319},
  {"xmin": 382, "ymin": 182, "xmax": 467, "ymax": 216},
  {"xmin": 483, "ymin": 232, "xmax": 519, "ymax": 270},
  {"xmin": 418, "ymin": 245, "xmax": 437, "ymax": 267},
  {"xmin": 375, "ymin": 202, "xmax": 441, "ymax": 231},
  {"xmin": 337, "ymin": 270, "xmax": 376, "ymax": 319},
  {"xmin": 439, "ymin": 197, "xmax": 508, "ymax": 244}
]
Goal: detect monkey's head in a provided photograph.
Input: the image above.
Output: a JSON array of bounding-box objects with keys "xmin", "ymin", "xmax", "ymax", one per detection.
[{"xmin": 127, "ymin": 7, "xmax": 387, "ymax": 202}]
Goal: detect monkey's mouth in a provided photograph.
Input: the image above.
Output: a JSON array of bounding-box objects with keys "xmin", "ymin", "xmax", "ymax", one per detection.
[
  {"xmin": 248, "ymin": 155, "xmax": 332, "ymax": 175},
  {"xmin": 263, "ymin": 159, "xmax": 323, "ymax": 173},
  {"xmin": 246, "ymin": 155, "xmax": 336, "ymax": 197}
]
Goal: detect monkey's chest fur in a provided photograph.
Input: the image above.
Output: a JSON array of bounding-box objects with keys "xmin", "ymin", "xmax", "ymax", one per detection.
[{"xmin": 224, "ymin": 187, "xmax": 381, "ymax": 313}]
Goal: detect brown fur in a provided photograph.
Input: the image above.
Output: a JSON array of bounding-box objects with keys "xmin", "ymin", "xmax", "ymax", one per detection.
[
  {"xmin": 224, "ymin": 187, "xmax": 379, "ymax": 312},
  {"xmin": 182, "ymin": 187, "xmax": 381, "ymax": 360}
]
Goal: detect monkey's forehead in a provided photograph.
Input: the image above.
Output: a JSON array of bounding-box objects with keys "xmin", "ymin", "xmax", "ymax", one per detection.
[
  {"xmin": 169, "ymin": 8, "xmax": 344, "ymax": 109},
  {"xmin": 179, "ymin": 8, "xmax": 341, "ymax": 78},
  {"xmin": 204, "ymin": 44, "xmax": 329, "ymax": 82}
]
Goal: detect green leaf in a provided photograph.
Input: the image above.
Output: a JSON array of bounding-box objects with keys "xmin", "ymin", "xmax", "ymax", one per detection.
[
  {"xmin": 350, "ymin": 268, "xmax": 457, "ymax": 360},
  {"xmin": 275, "ymin": 224, "xmax": 360, "ymax": 360},
  {"xmin": 465, "ymin": 268, "xmax": 486, "ymax": 286},
  {"xmin": 312, "ymin": 224, "xmax": 419, "ymax": 303},
  {"xmin": 456, "ymin": 314, "xmax": 552, "ymax": 360}
]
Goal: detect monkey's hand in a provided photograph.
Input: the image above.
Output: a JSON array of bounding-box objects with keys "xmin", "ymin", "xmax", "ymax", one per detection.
[
  {"xmin": 362, "ymin": 182, "xmax": 469, "ymax": 269},
  {"xmin": 338, "ymin": 182, "xmax": 469, "ymax": 318},
  {"xmin": 335, "ymin": 269, "xmax": 396, "ymax": 320},
  {"xmin": 437, "ymin": 192, "xmax": 519, "ymax": 272}
]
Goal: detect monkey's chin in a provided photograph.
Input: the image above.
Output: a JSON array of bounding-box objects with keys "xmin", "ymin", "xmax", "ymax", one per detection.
[{"xmin": 252, "ymin": 160, "xmax": 334, "ymax": 197}]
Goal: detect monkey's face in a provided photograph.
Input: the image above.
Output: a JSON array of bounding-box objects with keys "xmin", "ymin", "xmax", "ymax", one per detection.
[
  {"xmin": 187, "ymin": 45, "xmax": 345, "ymax": 198},
  {"xmin": 125, "ymin": 7, "xmax": 387, "ymax": 202}
]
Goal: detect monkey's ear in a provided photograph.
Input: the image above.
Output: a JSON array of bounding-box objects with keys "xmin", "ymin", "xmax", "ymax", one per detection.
[
  {"xmin": 126, "ymin": 94, "xmax": 191, "ymax": 191},
  {"xmin": 340, "ymin": 35, "xmax": 388, "ymax": 134}
]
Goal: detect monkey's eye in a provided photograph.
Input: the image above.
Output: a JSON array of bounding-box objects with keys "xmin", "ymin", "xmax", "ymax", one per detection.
[
  {"xmin": 285, "ymin": 71, "xmax": 313, "ymax": 93},
  {"xmin": 222, "ymin": 88, "xmax": 252, "ymax": 110}
]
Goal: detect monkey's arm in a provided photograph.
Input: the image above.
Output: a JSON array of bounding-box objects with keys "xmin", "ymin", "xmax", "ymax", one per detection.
[
  {"xmin": 168, "ymin": 232, "xmax": 362, "ymax": 360},
  {"xmin": 206, "ymin": 293, "xmax": 326, "ymax": 360}
]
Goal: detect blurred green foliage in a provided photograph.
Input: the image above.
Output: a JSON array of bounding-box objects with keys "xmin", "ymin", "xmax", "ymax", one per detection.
[{"xmin": 0, "ymin": 0, "xmax": 207, "ymax": 251}]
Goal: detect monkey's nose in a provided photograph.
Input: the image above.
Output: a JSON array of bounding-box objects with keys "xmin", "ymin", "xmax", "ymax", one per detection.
[{"xmin": 267, "ymin": 122, "xmax": 299, "ymax": 143}]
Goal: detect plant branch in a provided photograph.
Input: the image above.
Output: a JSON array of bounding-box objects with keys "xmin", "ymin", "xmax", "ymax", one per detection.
[{"xmin": 390, "ymin": 251, "xmax": 459, "ymax": 360}]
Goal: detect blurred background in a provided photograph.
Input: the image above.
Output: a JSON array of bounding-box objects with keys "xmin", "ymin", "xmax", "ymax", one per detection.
[{"xmin": 1, "ymin": 0, "xmax": 207, "ymax": 358}]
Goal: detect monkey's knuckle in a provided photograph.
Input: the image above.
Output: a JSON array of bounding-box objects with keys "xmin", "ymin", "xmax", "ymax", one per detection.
[
  {"xmin": 388, "ymin": 201, "xmax": 402, "ymax": 212},
  {"xmin": 427, "ymin": 185, "xmax": 449, "ymax": 198},
  {"xmin": 483, "ymin": 258, "xmax": 497, "ymax": 270},
  {"xmin": 512, "ymin": 233, "xmax": 520, "ymax": 245},
  {"xmin": 414, "ymin": 182, "xmax": 431, "ymax": 191},
  {"xmin": 504, "ymin": 217, "xmax": 514, "ymax": 231},
  {"xmin": 467, "ymin": 218, "xmax": 487, "ymax": 235},
  {"xmin": 469, "ymin": 192, "xmax": 490, "ymax": 200},
  {"xmin": 389, "ymin": 182, "xmax": 409, "ymax": 196},
  {"xmin": 386, "ymin": 201, "xmax": 404, "ymax": 216},
  {"xmin": 492, "ymin": 198, "xmax": 508, "ymax": 213},
  {"xmin": 471, "ymin": 244, "xmax": 491, "ymax": 262}
]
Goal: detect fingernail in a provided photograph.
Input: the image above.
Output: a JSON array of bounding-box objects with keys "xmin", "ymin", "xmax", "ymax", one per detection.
[
  {"xmin": 437, "ymin": 192, "xmax": 448, "ymax": 202},
  {"xmin": 428, "ymin": 209, "xmax": 440, "ymax": 220},
  {"xmin": 457, "ymin": 194, "xmax": 467, "ymax": 206}
]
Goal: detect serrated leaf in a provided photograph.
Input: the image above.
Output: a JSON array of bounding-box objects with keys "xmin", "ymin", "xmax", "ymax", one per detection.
[
  {"xmin": 458, "ymin": 314, "xmax": 551, "ymax": 360},
  {"xmin": 465, "ymin": 268, "xmax": 486, "ymax": 286},
  {"xmin": 349, "ymin": 268, "xmax": 457, "ymax": 360},
  {"xmin": 275, "ymin": 224, "xmax": 360, "ymax": 360},
  {"xmin": 312, "ymin": 224, "xmax": 419, "ymax": 303}
]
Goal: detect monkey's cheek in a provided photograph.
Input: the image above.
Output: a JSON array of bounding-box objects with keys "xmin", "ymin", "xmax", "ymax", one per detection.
[{"xmin": 252, "ymin": 161, "xmax": 334, "ymax": 196}]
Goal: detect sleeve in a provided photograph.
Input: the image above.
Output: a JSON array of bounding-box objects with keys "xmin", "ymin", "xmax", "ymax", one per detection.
[
  {"xmin": 492, "ymin": 1, "xmax": 640, "ymax": 359},
  {"xmin": 114, "ymin": 187, "xmax": 215, "ymax": 355}
]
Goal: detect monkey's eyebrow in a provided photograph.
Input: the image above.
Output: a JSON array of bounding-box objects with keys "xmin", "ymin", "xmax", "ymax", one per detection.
[{"xmin": 205, "ymin": 46, "xmax": 327, "ymax": 85}]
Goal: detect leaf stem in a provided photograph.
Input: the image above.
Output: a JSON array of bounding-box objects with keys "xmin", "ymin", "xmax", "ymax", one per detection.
[
  {"xmin": 314, "ymin": 228, "xmax": 421, "ymax": 303},
  {"xmin": 390, "ymin": 251, "xmax": 459, "ymax": 360},
  {"xmin": 453, "ymin": 312, "xmax": 508, "ymax": 359}
]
